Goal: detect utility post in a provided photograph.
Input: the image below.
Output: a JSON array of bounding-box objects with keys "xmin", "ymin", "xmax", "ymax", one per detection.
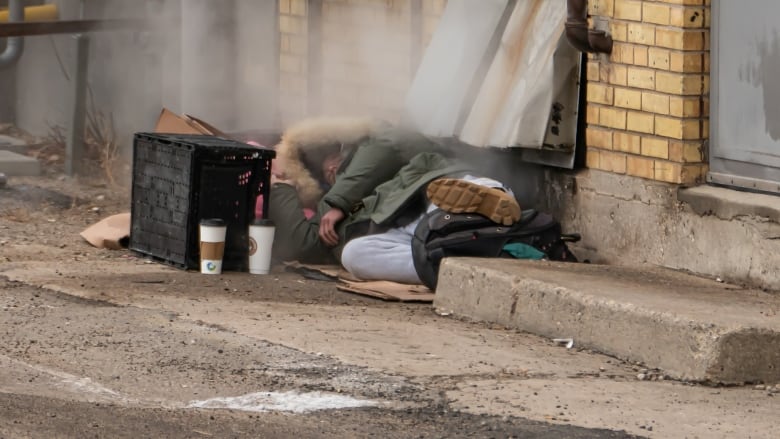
[{"xmin": 65, "ymin": 33, "xmax": 89, "ymax": 176}]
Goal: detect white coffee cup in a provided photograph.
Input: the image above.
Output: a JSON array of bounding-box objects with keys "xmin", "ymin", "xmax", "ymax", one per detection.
[
  {"xmin": 248, "ymin": 219, "xmax": 275, "ymax": 275},
  {"xmin": 199, "ymin": 218, "xmax": 227, "ymax": 275}
]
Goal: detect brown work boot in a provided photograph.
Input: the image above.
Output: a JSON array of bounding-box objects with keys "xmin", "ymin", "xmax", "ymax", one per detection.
[{"xmin": 426, "ymin": 178, "xmax": 521, "ymax": 226}]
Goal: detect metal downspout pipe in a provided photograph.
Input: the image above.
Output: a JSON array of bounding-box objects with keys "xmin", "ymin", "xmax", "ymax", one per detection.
[
  {"xmin": 565, "ymin": 0, "xmax": 612, "ymax": 54},
  {"xmin": 0, "ymin": 0, "xmax": 24, "ymax": 68}
]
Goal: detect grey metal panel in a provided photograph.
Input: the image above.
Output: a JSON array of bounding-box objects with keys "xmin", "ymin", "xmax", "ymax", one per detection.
[
  {"xmin": 710, "ymin": 0, "xmax": 780, "ymax": 192},
  {"xmin": 708, "ymin": 171, "xmax": 780, "ymax": 194}
]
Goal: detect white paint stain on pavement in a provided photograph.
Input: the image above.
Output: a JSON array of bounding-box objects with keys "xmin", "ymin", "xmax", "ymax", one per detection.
[
  {"xmin": 188, "ymin": 391, "xmax": 377, "ymax": 413},
  {"xmin": 1, "ymin": 354, "xmax": 116, "ymax": 398},
  {"xmin": 57, "ymin": 376, "xmax": 121, "ymax": 398}
]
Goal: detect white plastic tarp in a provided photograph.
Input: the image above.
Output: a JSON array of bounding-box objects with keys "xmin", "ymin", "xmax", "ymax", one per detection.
[
  {"xmin": 403, "ymin": 0, "xmax": 579, "ymax": 152},
  {"xmin": 401, "ymin": 0, "xmax": 510, "ymax": 137}
]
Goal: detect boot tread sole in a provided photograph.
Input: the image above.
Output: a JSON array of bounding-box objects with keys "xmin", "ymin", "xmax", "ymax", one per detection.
[{"xmin": 426, "ymin": 178, "xmax": 521, "ymax": 226}]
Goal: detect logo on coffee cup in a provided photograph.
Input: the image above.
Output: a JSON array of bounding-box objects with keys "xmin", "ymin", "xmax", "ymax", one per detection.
[
  {"xmin": 206, "ymin": 261, "xmax": 217, "ymax": 272},
  {"xmin": 248, "ymin": 237, "xmax": 258, "ymax": 256}
]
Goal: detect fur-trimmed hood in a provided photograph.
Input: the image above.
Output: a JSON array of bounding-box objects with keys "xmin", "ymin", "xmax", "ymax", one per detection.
[{"xmin": 275, "ymin": 117, "xmax": 385, "ymax": 208}]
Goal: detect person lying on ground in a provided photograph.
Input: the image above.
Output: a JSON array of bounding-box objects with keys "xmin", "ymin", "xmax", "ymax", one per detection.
[
  {"xmin": 270, "ymin": 117, "xmax": 450, "ymax": 257},
  {"xmin": 269, "ymin": 147, "xmax": 521, "ymax": 285}
]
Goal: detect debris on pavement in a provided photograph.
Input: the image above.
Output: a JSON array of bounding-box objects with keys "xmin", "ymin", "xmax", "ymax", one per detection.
[
  {"xmin": 338, "ymin": 281, "xmax": 435, "ymax": 302},
  {"xmin": 552, "ymin": 338, "xmax": 574, "ymax": 349},
  {"xmin": 0, "ymin": 172, "xmax": 6, "ymax": 188},
  {"xmin": 634, "ymin": 368, "xmax": 666, "ymax": 381},
  {"xmin": 283, "ymin": 261, "xmax": 345, "ymax": 282}
]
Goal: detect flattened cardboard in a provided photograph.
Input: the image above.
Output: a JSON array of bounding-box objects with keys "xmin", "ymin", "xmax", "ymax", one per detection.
[
  {"xmin": 81, "ymin": 213, "xmax": 131, "ymax": 250},
  {"xmin": 154, "ymin": 108, "xmax": 205, "ymax": 135},
  {"xmin": 338, "ymin": 281, "xmax": 435, "ymax": 303},
  {"xmin": 284, "ymin": 262, "xmax": 434, "ymax": 302},
  {"xmin": 186, "ymin": 115, "xmax": 227, "ymax": 138},
  {"xmin": 154, "ymin": 108, "xmax": 227, "ymax": 138}
]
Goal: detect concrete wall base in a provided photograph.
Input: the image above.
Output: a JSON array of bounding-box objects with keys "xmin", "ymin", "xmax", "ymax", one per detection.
[{"xmin": 543, "ymin": 169, "xmax": 780, "ymax": 291}]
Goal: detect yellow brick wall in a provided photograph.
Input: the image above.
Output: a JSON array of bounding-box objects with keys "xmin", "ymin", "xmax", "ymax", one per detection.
[
  {"xmin": 279, "ymin": 0, "xmax": 309, "ymax": 123},
  {"xmin": 586, "ymin": 0, "xmax": 710, "ymax": 184},
  {"xmin": 278, "ymin": 0, "xmax": 447, "ymax": 125},
  {"xmin": 319, "ymin": 0, "xmax": 411, "ymax": 122}
]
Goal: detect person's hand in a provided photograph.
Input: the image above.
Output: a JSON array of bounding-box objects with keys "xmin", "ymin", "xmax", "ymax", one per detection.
[{"xmin": 319, "ymin": 207, "xmax": 345, "ymax": 247}]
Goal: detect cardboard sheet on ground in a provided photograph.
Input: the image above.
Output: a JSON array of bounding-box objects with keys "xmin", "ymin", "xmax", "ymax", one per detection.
[
  {"xmin": 284, "ymin": 262, "xmax": 434, "ymax": 302},
  {"xmin": 81, "ymin": 213, "xmax": 131, "ymax": 250},
  {"xmin": 337, "ymin": 281, "xmax": 434, "ymax": 303}
]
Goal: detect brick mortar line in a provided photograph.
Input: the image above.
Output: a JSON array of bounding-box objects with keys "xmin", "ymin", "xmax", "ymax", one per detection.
[
  {"xmin": 587, "ymin": 82, "xmax": 711, "ymax": 90},
  {"xmin": 589, "ymin": 65, "xmax": 711, "ymax": 74},
  {"xmin": 607, "ymin": 22, "xmax": 710, "ymax": 31},
  {"xmin": 586, "ymin": 146, "xmax": 707, "ymax": 163},
  {"xmin": 587, "ymin": 104, "xmax": 709, "ymax": 119}
]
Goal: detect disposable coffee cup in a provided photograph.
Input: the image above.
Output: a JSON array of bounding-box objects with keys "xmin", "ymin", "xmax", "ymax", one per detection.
[
  {"xmin": 199, "ymin": 218, "xmax": 227, "ymax": 275},
  {"xmin": 248, "ymin": 219, "xmax": 275, "ymax": 275}
]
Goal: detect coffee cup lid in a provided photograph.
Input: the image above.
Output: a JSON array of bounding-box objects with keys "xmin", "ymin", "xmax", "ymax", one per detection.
[
  {"xmin": 251, "ymin": 218, "xmax": 275, "ymax": 226},
  {"xmin": 200, "ymin": 218, "xmax": 226, "ymax": 227}
]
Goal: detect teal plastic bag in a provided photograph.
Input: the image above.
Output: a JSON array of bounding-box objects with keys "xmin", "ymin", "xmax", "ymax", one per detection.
[{"xmin": 502, "ymin": 243, "xmax": 546, "ymax": 260}]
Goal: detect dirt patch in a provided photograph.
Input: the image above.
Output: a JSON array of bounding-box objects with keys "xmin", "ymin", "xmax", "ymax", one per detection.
[{"xmin": 0, "ymin": 175, "xmax": 128, "ymax": 235}]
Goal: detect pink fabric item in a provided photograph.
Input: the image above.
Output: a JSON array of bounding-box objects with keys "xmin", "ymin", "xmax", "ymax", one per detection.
[{"xmin": 255, "ymin": 195, "xmax": 264, "ymax": 219}]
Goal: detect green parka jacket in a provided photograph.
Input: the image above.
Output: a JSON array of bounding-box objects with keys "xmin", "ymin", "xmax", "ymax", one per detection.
[
  {"xmin": 269, "ymin": 151, "xmax": 470, "ymax": 264},
  {"xmin": 322, "ymin": 127, "xmax": 446, "ymax": 214}
]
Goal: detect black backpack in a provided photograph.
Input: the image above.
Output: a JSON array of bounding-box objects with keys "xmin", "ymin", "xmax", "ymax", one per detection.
[{"xmin": 412, "ymin": 209, "xmax": 579, "ymax": 289}]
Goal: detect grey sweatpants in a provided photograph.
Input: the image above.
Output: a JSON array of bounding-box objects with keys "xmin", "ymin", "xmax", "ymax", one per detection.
[{"xmin": 340, "ymin": 175, "xmax": 510, "ymax": 285}]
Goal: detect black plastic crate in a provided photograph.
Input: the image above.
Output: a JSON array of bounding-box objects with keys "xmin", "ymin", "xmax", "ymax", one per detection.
[{"xmin": 129, "ymin": 133, "xmax": 275, "ymax": 270}]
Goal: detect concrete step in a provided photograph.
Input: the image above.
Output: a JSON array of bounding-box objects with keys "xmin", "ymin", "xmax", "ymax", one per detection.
[
  {"xmin": 435, "ymin": 258, "xmax": 780, "ymax": 384},
  {"xmin": 0, "ymin": 134, "xmax": 28, "ymax": 155},
  {"xmin": 0, "ymin": 150, "xmax": 41, "ymax": 176}
]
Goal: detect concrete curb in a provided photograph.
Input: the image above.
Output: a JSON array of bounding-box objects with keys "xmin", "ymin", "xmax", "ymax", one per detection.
[
  {"xmin": 434, "ymin": 258, "xmax": 780, "ymax": 384},
  {"xmin": 0, "ymin": 150, "xmax": 40, "ymax": 176}
]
